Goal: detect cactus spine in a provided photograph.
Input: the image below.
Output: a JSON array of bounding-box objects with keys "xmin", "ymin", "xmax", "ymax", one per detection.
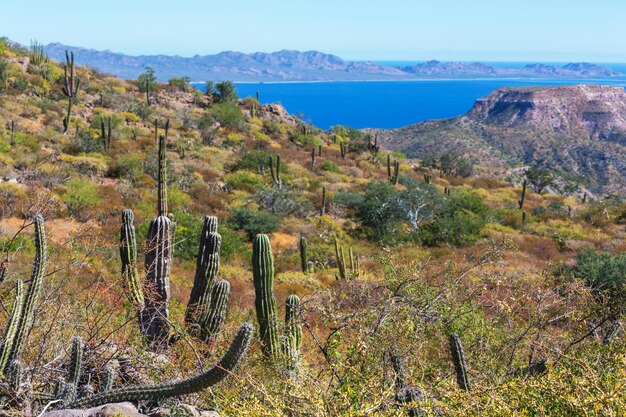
[
  {"xmin": 283, "ymin": 294, "xmax": 302, "ymax": 363},
  {"xmin": 198, "ymin": 279, "xmax": 230, "ymax": 340},
  {"xmin": 299, "ymin": 236, "xmax": 308, "ymax": 273},
  {"xmin": 518, "ymin": 179, "xmax": 527, "ymax": 210},
  {"xmin": 186, "ymin": 216, "xmax": 221, "ymax": 324},
  {"xmin": 449, "ymin": 334, "xmax": 471, "ymax": 391},
  {"xmin": 68, "ymin": 336, "xmax": 84, "ymax": 386},
  {"xmin": 3, "ymin": 215, "xmax": 47, "ymax": 374},
  {"xmin": 0, "ymin": 280, "xmax": 24, "ymax": 375},
  {"xmin": 252, "ymin": 234, "xmax": 279, "ymax": 357},
  {"xmin": 61, "ymin": 51, "xmax": 80, "ymax": 133},
  {"xmin": 141, "ymin": 134, "xmax": 172, "ymax": 346},
  {"xmin": 67, "ymin": 322, "xmax": 253, "ymax": 409},
  {"xmin": 120, "ymin": 209, "xmax": 144, "ymax": 309}
]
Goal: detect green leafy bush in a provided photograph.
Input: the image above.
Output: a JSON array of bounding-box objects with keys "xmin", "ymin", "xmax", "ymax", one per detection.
[
  {"xmin": 320, "ymin": 160, "xmax": 341, "ymax": 173},
  {"xmin": 62, "ymin": 178, "xmax": 101, "ymax": 216},
  {"xmin": 108, "ymin": 156, "xmax": 143, "ymax": 183},
  {"xmin": 229, "ymin": 206, "xmax": 281, "ymax": 239},
  {"xmin": 206, "ymin": 102, "xmax": 246, "ymax": 130}
]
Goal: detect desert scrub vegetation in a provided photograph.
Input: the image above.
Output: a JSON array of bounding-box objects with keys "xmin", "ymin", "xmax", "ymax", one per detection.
[{"xmin": 1, "ymin": 40, "xmax": 626, "ymax": 416}]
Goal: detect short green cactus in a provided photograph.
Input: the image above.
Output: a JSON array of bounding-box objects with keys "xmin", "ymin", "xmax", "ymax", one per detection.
[
  {"xmin": 100, "ymin": 365, "xmax": 115, "ymax": 392},
  {"xmin": 67, "ymin": 322, "xmax": 253, "ymax": 409},
  {"xmin": 252, "ymin": 234, "xmax": 279, "ymax": 357},
  {"xmin": 449, "ymin": 334, "xmax": 471, "ymax": 391},
  {"xmin": 68, "ymin": 336, "xmax": 84, "ymax": 386},
  {"xmin": 283, "ymin": 294, "xmax": 302, "ymax": 363}
]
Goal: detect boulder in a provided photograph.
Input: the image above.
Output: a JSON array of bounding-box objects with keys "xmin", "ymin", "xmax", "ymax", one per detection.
[{"xmin": 41, "ymin": 402, "xmax": 145, "ymax": 417}]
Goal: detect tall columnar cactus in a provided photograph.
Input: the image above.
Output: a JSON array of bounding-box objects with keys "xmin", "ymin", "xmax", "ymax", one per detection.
[
  {"xmin": 252, "ymin": 234, "xmax": 279, "ymax": 357},
  {"xmin": 449, "ymin": 334, "xmax": 471, "ymax": 391},
  {"xmin": 68, "ymin": 336, "xmax": 84, "ymax": 386},
  {"xmin": 310, "ymin": 148, "xmax": 316, "ymax": 169},
  {"xmin": 120, "ymin": 209, "xmax": 144, "ymax": 309},
  {"xmin": 198, "ymin": 279, "xmax": 230, "ymax": 340},
  {"xmin": 186, "ymin": 216, "xmax": 221, "ymax": 324},
  {"xmin": 66, "ymin": 322, "xmax": 253, "ymax": 409},
  {"xmin": 334, "ymin": 237, "xmax": 347, "ymax": 280},
  {"xmin": 0, "ymin": 280, "xmax": 24, "ymax": 375},
  {"xmin": 101, "ymin": 116, "xmax": 112, "ymax": 150},
  {"xmin": 61, "ymin": 50, "xmax": 81, "ymax": 133},
  {"xmin": 518, "ymin": 179, "xmax": 527, "ymax": 210},
  {"xmin": 299, "ymin": 236, "xmax": 308, "ymax": 273},
  {"xmin": 283, "ymin": 294, "xmax": 302, "ymax": 362},
  {"xmin": 320, "ymin": 185, "xmax": 326, "ymax": 217},
  {"xmin": 424, "ymin": 173, "xmax": 432, "ymax": 184},
  {"xmin": 339, "ymin": 142, "xmax": 347, "ymax": 159},
  {"xmin": 269, "ymin": 155, "xmax": 283, "ymax": 189},
  {"xmin": 3, "ymin": 215, "xmax": 47, "ymax": 375},
  {"xmin": 141, "ymin": 135, "xmax": 172, "ymax": 346}
]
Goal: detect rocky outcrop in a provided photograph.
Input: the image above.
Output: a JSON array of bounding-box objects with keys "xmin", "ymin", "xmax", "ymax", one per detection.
[
  {"xmin": 41, "ymin": 402, "xmax": 144, "ymax": 417},
  {"xmin": 41, "ymin": 403, "xmax": 219, "ymax": 417},
  {"xmin": 377, "ymin": 85, "xmax": 626, "ymax": 194}
]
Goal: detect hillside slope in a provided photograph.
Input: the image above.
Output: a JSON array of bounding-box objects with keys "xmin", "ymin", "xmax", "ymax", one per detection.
[
  {"xmin": 3, "ymin": 40, "xmax": 626, "ymax": 416},
  {"xmin": 378, "ymin": 85, "xmax": 626, "ymax": 194}
]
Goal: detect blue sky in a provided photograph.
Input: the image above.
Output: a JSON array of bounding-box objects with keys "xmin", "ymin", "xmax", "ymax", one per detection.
[{"xmin": 3, "ymin": 0, "xmax": 626, "ymax": 62}]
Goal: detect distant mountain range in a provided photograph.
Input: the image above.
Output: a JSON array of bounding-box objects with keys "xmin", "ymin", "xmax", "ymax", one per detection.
[{"xmin": 42, "ymin": 42, "xmax": 625, "ymax": 82}]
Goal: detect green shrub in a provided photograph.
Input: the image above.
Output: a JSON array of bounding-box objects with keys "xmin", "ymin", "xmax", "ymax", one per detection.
[
  {"xmin": 229, "ymin": 206, "xmax": 281, "ymax": 239},
  {"xmin": 574, "ymin": 248, "xmax": 626, "ymax": 293},
  {"xmin": 320, "ymin": 160, "xmax": 341, "ymax": 173},
  {"xmin": 206, "ymin": 102, "xmax": 245, "ymax": 130},
  {"xmin": 62, "ymin": 178, "xmax": 101, "ymax": 215},
  {"xmin": 419, "ymin": 189, "xmax": 490, "ymax": 247},
  {"xmin": 225, "ymin": 171, "xmax": 264, "ymax": 192},
  {"xmin": 108, "ymin": 156, "xmax": 143, "ymax": 183}
]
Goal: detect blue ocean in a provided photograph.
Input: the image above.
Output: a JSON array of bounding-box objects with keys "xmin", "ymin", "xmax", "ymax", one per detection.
[{"xmin": 193, "ymin": 63, "xmax": 626, "ymax": 130}]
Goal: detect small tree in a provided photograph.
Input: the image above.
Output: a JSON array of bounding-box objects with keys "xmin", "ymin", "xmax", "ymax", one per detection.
[
  {"xmin": 214, "ymin": 81, "xmax": 238, "ymax": 103},
  {"xmin": 526, "ymin": 167, "xmax": 554, "ymax": 194}
]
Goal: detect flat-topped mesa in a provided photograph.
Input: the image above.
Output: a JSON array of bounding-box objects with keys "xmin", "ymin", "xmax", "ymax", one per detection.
[{"xmin": 466, "ymin": 85, "xmax": 626, "ymax": 135}]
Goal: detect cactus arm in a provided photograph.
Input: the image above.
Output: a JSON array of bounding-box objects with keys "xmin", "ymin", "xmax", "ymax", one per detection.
[
  {"xmin": 67, "ymin": 322, "xmax": 253, "ymax": 409},
  {"xmin": 5, "ymin": 215, "xmax": 47, "ymax": 372},
  {"xmin": 120, "ymin": 209, "xmax": 144, "ymax": 308},
  {"xmin": 0, "ymin": 280, "xmax": 24, "ymax": 375},
  {"xmin": 100, "ymin": 365, "xmax": 115, "ymax": 392}
]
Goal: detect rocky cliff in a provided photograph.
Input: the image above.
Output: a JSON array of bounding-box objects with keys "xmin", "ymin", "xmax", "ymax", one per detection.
[{"xmin": 378, "ymin": 85, "xmax": 626, "ymax": 194}]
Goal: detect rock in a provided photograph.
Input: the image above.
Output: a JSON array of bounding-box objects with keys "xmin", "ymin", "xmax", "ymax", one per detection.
[
  {"xmin": 41, "ymin": 402, "xmax": 145, "ymax": 417},
  {"xmin": 148, "ymin": 405, "xmax": 219, "ymax": 417}
]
